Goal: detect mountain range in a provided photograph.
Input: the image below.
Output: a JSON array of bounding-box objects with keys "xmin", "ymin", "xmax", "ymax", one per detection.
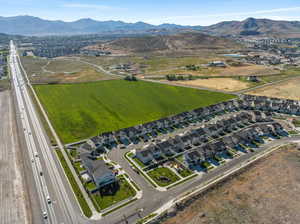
[
  {"xmin": 203, "ymin": 17, "xmax": 300, "ymax": 37},
  {"xmin": 0, "ymin": 16, "xmax": 200, "ymax": 36},
  {"xmin": 0, "ymin": 16, "xmax": 300, "ymax": 37}
]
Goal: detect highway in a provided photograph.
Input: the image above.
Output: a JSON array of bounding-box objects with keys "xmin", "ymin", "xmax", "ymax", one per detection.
[
  {"xmin": 9, "ymin": 39, "xmax": 300, "ymax": 224},
  {"xmin": 9, "ymin": 41, "xmax": 85, "ymax": 224}
]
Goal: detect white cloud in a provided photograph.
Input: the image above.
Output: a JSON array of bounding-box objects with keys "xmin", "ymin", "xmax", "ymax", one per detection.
[
  {"xmin": 147, "ymin": 6, "xmax": 300, "ymax": 26},
  {"xmin": 167, "ymin": 6, "xmax": 300, "ymax": 21},
  {"xmin": 62, "ymin": 3, "xmax": 124, "ymax": 11}
]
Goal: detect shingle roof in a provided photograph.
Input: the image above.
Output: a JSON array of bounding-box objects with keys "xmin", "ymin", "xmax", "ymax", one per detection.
[{"xmin": 81, "ymin": 153, "xmax": 112, "ymax": 180}]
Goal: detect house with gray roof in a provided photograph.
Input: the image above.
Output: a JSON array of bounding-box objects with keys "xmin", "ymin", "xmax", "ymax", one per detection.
[
  {"xmin": 184, "ymin": 150, "xmax": 204, "ymax": 165},
  {"xmin": 170, "ymin": 136, "xmax": 185, "ymax": 153},
  {"xmin": 81, "ymin": 153, "xmax": 116, "ymax": 189},
  {"xmin": 181, "ymin": 135, "xmax": 192, "ymax": 150},
  {"xmin": 135, "ymin": 147, "xmax": 154, "ymax": 164},
  {"xmin": 157, "ymin": 140, "xmax": 175, "ymax": 157}
]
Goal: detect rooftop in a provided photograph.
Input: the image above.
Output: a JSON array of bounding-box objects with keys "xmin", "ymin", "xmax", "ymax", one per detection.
[{"xmin": 81, "ymin": 153, "xmax": 112, "ymax": 180}]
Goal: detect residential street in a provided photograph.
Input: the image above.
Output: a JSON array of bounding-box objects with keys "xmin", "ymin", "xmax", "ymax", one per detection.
[
  {"xmin": 107, "ymin": 135, "xmax": 300, "ymax": 224},
  {"xmin": 10, "ymin": 42, "xmax": 300, "ymax": 224}
]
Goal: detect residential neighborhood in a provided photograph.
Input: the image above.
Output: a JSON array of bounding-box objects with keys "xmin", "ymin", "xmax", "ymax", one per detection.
[
  {"xmin": 3, "ymin": 2, "xmax": 300, "ymax": 224},
  {"xmin": 62, "ymin": 93, "xmax": 298, "ymax": 205}
]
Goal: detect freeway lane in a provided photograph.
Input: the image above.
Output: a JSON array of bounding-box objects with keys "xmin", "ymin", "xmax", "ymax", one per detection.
[
  {"xmin": 10, "ymin": 41, "xmax": 86, "ymax": 224},
  {"xmin": 10, "ymin": 45, "xmax": 54, "ymax": 223},
  {"xmin": 11, "ymin": 40, "xmax": 300, "ymax": 224}
]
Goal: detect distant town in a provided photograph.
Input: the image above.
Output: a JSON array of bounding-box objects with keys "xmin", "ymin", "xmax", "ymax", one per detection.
[{"xmin": 1, "ymin": 13, "xmax": 300, "ymax": 224}]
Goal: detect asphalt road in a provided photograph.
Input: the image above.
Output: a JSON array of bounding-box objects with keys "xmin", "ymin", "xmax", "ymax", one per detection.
[
  {"xmin": 10, "ymin": 41, "xmax": 87, "ymax": 224},
  {"xmin": 107, "ymin": 135, "xmax": 300, "ymax": 224},
  {"xmin": 11, "ymin": 41, "xmax": 300, "ymax": 224}
]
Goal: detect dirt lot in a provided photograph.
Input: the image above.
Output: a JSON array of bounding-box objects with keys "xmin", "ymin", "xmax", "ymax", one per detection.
[
  {"xmin": 0, "ymin": 91, "xmax": 29, "ymax": 224},
  {"xmin": 249, "ymin": 77, "xmax": 300, "ymax": 100},
  {"xmin": 173, "ymin": 78, "xmax": 250, "ymax": 92},
  {"xmin": 152, "ymin": 64, "xmax": 278, "ymax": 77},
  {"xmin": 163, "ymin": 144, "xmax": 300, "ymax": 224},
  {"xmin": 20, "ymin": 56, "xmax": 116, "ymax": 84}
]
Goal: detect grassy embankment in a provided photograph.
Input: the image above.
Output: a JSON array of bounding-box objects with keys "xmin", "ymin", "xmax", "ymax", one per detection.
[{"xmin": 55, "ymin": 150, "xmax": 92, "ymax": 217}]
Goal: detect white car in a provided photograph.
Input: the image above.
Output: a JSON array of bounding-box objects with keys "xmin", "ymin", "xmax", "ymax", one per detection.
[
  {"xmin": 43, "ymin": 211, "xmax": 47, "ymax": 219},
  {"xmin": 47, "ymin": 196, "xmax": 51, "ymax": 204}
]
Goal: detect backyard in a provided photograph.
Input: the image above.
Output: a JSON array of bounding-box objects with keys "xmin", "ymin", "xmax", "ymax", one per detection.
[
  {"xmin": 91, "ymin": 176, "xmax": 136, "ymax": 210},
  {"xmin": 147, "ymin": 167, "xmax": 181, "ymax": 187}
]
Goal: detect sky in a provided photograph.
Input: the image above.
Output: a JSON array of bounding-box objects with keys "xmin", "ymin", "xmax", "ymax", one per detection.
[{"xmin": 1, "ymin": 0, "xmax": 300, "ymax": 26}]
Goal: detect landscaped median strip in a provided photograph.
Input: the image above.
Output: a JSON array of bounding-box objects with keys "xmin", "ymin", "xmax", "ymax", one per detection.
[
  {"xmin": 136, "ymin": 213, "xmax": 157, "ymax": 224},
  {"xmin": 102, "ymin": 198, "xmax": 138, "ymax": 216},
  {"xmin": 17, "ymin": 56, "xmax": 99, "ymax": 219},
  {"xmin": 55, "ymin": 149, "xmax": 92, "ymax": 218},
  {"xmin": 166, "ymin": 174, "xmax": 198, "ymax": 190}
]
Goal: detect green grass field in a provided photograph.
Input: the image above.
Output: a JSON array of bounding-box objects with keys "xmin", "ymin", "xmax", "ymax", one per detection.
[{"xmin": 34, "ymin": 80, "xmax": 235, "ymax": 143}]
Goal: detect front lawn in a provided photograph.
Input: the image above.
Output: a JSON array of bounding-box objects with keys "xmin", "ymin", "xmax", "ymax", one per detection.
[
  {"xmin": 91, "ymin": 177, "xmax": 136, "ymax": 210},
  {"xmin": 201, "ymin": 161, "xmax": 214, "ymax": 170},
  {"xmin": 74, "ymin": 162, "xmax": 86, "ymax": 173},
  {"xmin": 293, "ymin": 119, "xmax": 300, "ymax": 127},
  {"xmin": 85, "ymin": 182, "xmax": 97, "ymax": 191},
  {"xmin": 178, "ymin": 168, "xmax": 193, "ymax": 178},
  {"xmin": 147, "ymin": 167, "xmax": 180, "ymax": 187},
  {"xmin": 175, "ymin": 154, "xmax": 185, "ymax": 163},
  {"xmin": 133, "ymin": 156, "xmax": 147, "ymax": 168},
  {"xmin": 69, "ymin": 149, "xmax": 79, "ymax": 159},
  {"xmin": 34, "ymin": 80, "xmax": 235, "ymax": 143}
]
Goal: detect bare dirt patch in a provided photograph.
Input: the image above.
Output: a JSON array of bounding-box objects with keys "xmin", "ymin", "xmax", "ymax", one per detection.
[
  {"xmin": 249, "ymin": 77, "xmax": 300, "ymax": 100},
  {"xmin": 153, "ymin": 64, "xmax": 278, "ymax": 77},
  {"xmin": 0, "ymin": 91, "xmax": 29, "ymax": 224},
  {"xmin": 173, "ymin": 78, "xmax": 249, "ymax": 92},
  {"xmin": 163, "ymin": 144, "xmax": 300, "ymax": 224},
  {"xmin": 21, "ymin": 56, "xmax": 117, "ymax": 84}
]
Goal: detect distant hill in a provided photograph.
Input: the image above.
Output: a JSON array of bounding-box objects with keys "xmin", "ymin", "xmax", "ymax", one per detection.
[
  {"xmin": 0, "ymin": 33, "xmax": 24, "ymax": 45},
  {"xmin": 203, "ymin": 18, "xmax": 300, "ymax": 37},
  {"xmin": 88, "ymin": 32, "xmax": 239, "ymax": 54},
  {"xmin": 1, "ymin": 16, "xmax": 299, "ymax": 38},
  {"xmin": 0, "ymin": 16, "xmax": 201, "ymax": 36}
]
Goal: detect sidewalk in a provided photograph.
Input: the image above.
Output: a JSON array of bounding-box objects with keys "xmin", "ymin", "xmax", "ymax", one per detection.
[{"xmin": 17, "ymin": 54, "xmax": 100, "ymax": 219}]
